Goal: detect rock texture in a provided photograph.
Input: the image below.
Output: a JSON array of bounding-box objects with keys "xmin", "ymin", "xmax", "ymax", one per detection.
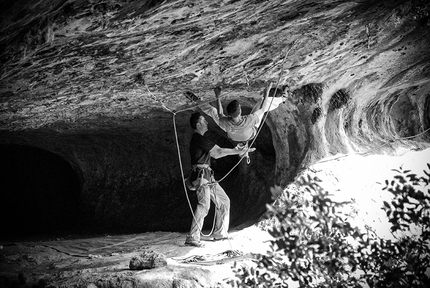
[
  {"xmin": 129, "ymin": 250, "xmax": 167, "ymax": 270},
  {"xmin": 0, "ymin": 0, "xmax": 429, "ymax": 238}
]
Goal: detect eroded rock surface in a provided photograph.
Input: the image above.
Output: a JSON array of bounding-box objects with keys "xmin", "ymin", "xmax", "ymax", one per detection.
[
  {"xmin": 0, "ymin": 0, "xmax": 429, "ymax": 240},
  {"xmin": 129, "ymin": 250, "xmax": 167, "ymax": 270}
]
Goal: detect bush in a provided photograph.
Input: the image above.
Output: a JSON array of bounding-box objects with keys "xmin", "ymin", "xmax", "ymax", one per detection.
[{"xmin": 229, "ymin": 165, "xmax": 430, "ymax": 287}]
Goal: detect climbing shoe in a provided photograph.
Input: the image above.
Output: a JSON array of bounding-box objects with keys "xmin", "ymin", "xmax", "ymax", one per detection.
[
  {"xmin": 213, "ymin": 236, "xmax": 233, "ymax": 242},
  {"xmin": 185, "ymin": 239, "xmax": 205, "ymax": 247},
  {"xmin": 200, "ymin": 235, "xmax": 215, "ymax": 241}
]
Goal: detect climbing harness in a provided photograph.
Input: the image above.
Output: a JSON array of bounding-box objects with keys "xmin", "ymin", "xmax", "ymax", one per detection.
[
  {"xmin": 185, "ymin": 164, "xmax": 219, "ymax": 237},
  {"xmin": 236, "ymin": 141, "xmax": 251, "ymax": 164}
]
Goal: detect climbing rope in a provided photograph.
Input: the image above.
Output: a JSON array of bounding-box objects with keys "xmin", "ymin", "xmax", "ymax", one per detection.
[
  {"xmin": 173, "ymin": 249, "xmax": 246, "ymax": 265},
  {"xmin": 170, "ymin": 83, "xmax": 284, "ymax": 238},
  {"xmin": 147, "ymin": 37, "xmax": 429, "ymax": 249},
  {"xmin": 156, "ymin": 93, "xmax": 261, "ymax": 240},
  {"xmin": 144, "ymin": 83, "xmax": 175, "ymax": 114},
  {"xmin": 144, "ymin": 83, "xmax": 212, "ymax": 235},
  {"xmin": 172, "ymin": 112, "xmax": 217, "ymax": 237},
  {"xmin": 146, "ymin": 79, "xmax": 243, "ymax": 241},
  {"xmin": 216, "ymin": 43, "xmax": 294, "ymax": 182},
  {"xmin": 145, "ymin": 42, "xmax": 295, "ymax": 241}
]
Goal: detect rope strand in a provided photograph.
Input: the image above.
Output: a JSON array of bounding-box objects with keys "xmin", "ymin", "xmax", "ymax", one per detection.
[
  {"xmin": 172, "ymin": 112, "xmax": 218, "ymax": 237},
  {"xmin": 217, "ymin": 43, "xmax": 295, "ymax": 182},
  {"xmin": 149, "ymin": 41, "xmax": 296, "ymax": 239}
]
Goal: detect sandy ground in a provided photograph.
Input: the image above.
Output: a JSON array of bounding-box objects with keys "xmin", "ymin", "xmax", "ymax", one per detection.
[
  {"xmin": 0, "ymin": 225, "xmax": 274, "ymax": 287},
  {"xmin": 1, "ymin": 147, "xmax": 429, "ymax": 287}
]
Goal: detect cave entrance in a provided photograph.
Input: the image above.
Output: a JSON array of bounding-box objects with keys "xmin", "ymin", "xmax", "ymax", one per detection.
[{"xmin": 0, "ymin": 144, "xmax": 83, "ymax": 241}]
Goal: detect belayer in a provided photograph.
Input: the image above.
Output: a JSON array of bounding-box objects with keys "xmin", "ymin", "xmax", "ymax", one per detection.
[{"xmin": 184, "ymin": 112, "xmax": 256, "ymax": 247}]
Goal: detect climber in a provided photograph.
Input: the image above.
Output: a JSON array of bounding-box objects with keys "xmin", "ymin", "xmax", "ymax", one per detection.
[
  {"xmin": 197, "ymin": 83, "xmax": 288, "ymax": 159},
  {"xmin": 185, "ymin": 112, "xmax": 256, "ymax": 247}
]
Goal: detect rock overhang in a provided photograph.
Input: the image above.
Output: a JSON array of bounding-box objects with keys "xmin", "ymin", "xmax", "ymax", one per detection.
[{"xmin": 0, "ymin": 0, "xmax": 429, "ymax": 238}]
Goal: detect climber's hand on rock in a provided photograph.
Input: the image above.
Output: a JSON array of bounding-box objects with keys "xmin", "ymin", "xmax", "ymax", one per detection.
[{"xmin": 213, "ymin": 86, "xmax": 222, "ymax": 98}]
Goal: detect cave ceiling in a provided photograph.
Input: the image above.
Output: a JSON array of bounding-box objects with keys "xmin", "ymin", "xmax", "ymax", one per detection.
[{"xmin": 0, "ymin": 0, "xmax": 428, "ymax": 134}]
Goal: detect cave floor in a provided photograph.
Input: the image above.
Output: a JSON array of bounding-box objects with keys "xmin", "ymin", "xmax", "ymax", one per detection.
[
  {"xmin": 0, "ymin": 226, "xmax": 273, "ymax": 287},
  {"xmin": 1, "ymin": 147, "xmax": 429, "ymax": 287}
]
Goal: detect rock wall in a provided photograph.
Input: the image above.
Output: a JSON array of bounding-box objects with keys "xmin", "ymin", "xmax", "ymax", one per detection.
[{"xmin": 0, "ymin": 0, "xmax": 429, "ymax": 238}]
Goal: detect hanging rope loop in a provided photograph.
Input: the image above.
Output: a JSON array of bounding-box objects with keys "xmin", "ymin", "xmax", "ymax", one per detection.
[{"xmin": 144, "ymin": 42, "xmax": 296, "ymax": 238}]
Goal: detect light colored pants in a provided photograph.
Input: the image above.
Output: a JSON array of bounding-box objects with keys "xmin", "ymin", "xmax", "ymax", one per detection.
[{"xmin": 187, "ymin": 179, "xmax": 230, "ymax": 242}]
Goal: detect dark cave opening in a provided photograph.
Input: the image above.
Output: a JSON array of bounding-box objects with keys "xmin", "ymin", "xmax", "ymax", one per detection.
[
  {"xmin": 0, "ymin": 144, "xmax": 84, "ymax": 241},
  {"xmin": 0, "ymin": 105, "xmax": 279, "ymax": 239}
]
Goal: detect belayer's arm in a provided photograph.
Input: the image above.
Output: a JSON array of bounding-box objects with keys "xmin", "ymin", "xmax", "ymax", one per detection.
[{"xmin": 209, "ymin": 145, "xmax": 256, "ymax": 159}]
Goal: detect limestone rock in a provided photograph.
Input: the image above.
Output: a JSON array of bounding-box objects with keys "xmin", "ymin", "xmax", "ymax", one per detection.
[
  {"xmin": 0, "ymin": 0, "xmax": 429, "ymax": 243},
  {"xmin": 129, "ymin": 250, "xmax": 167, "ymax": 270}
]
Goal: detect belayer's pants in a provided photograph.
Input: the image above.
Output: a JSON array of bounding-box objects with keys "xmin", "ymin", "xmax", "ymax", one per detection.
[{"xmin": 187, "ymin": 179, "xmax": 230, "ymax": 242}]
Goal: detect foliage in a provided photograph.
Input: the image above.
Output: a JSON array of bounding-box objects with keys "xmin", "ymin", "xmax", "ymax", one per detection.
[
  {"xmin": 372, "ymin": 165, "xmax": 430, "ymax": 287},
  {"xmin": 229, "ymin": 165, "xmax": 430, "ymax": 288}
]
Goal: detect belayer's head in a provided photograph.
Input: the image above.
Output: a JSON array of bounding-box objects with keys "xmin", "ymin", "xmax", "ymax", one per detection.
[
  {"xmin": 227, "ymin": 100, "xmax": 241, "ymax": 118},
  {"xmin": 190, "ymin": 112, "xmax": 208, "ymax": 134}
]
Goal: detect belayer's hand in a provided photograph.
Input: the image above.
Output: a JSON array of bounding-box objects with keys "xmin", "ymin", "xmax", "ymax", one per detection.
[
  {"xmin": 247, "ymin": 147, "xmax": 256, "ymax": 153},
  {"xmin": 239, "ymin": 147, "xmax": 256, "ymax": 157}
]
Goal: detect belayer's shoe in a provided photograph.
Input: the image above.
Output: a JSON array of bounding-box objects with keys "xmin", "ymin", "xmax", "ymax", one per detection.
[
  {"xmin": 200, "ymin": 235, "xmax": 215, "ymax": 241},
  {"xmin": 185, "ymin": 239, "xmax": 205, "ymax": 247},
  {"xmin": 213, "ymin": 236, "xmax": 233, "ymax": 242}
]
